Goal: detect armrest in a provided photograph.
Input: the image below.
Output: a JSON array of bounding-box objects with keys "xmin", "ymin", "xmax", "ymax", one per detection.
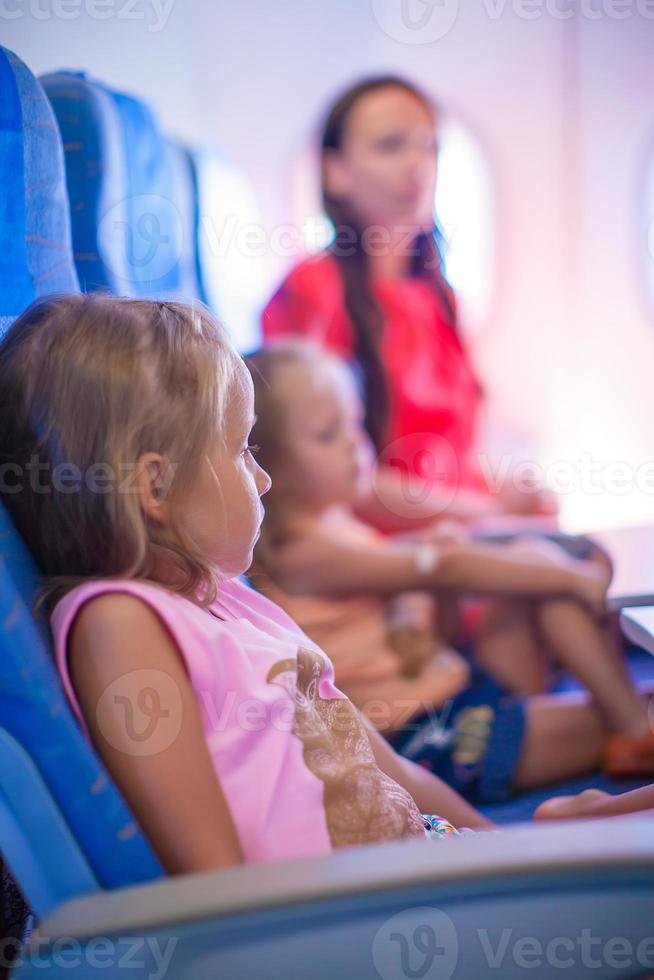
[
  {"xmin": 621, "ymin": 606, "xmax": 654, "ymax": 656},
  {"xmin": 36, "ymin": 814, "xmax": 654, "ymax": 941},
  {"xmin": 589, "ymin": 524, "xmax": 654, "ymax": 610}
]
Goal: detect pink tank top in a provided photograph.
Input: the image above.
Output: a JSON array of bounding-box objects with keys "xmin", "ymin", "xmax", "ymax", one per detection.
[{"xmin": 51, "ymin": 576, "xmax": 427, "ymax": 864}]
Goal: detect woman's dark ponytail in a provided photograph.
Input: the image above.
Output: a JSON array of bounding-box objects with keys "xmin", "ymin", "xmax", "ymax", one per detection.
[{"xmin": 320, "ymin": 75, "xmax": 457, "ymax": 451}]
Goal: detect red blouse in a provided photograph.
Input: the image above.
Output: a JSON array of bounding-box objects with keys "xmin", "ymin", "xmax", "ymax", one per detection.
[{"xmin": 262, "ymin": 253, "xmax": 482, "ymax": 492}]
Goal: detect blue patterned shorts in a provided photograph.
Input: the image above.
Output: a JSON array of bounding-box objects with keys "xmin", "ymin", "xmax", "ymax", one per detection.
[{"xmin": 388, "ymin": 666, "xmax": 526, "ymax": 805}]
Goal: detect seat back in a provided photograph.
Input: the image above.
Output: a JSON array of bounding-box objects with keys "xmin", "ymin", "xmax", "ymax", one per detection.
[
  {"xmin": 0, "ymin": 48, "xmax": 164, "ymax": 918},
  {"xmin": 41, "ymin": 70, "xmax": 203, "ymax": 302},
  {"xmin": 0, "ymin": 47, "xmax": 78, "ymax": 337}
]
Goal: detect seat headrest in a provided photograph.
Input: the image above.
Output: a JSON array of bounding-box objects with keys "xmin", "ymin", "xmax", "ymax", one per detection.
[
  {"xmin": 0, "ymin": 47, "xmax": 78, "ymax": 337},
  {"xmin": 41, "ymin": 71, "xmax": 202, "ymax": 302}
]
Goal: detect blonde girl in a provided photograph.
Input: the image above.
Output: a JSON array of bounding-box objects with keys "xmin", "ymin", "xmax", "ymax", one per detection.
[{"xmin": 0, "ymin": 293, "xmax": 503, "ymax": 872}]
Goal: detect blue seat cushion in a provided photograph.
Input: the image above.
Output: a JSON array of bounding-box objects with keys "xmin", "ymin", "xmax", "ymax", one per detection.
[
  {"xmin": 41, "ymin": 71, "xmax": 202, "ymax": 302},
  {"xmin": 0, "ymin": 503, "xmax": 163, "ymax": 889},
  {"xmin": 0, "ymin": 47, "xmax": 78, "ymax": 337}
]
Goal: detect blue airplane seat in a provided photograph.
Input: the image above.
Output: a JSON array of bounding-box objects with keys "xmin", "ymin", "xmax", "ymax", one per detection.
[
  {"xmin": 0, "ymin": 47, "xmax": 78, "ymax": 338},
  {"xmin": 0, "ymin": 47, "xmax": 164, "ymax": 921},
  {"xmin": 40, "ymin": 70, "xmax": 202, "ymax": 303}
]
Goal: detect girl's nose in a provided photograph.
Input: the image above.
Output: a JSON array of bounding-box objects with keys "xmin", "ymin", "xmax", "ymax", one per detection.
[
  {"xmin": 256, "ymin": 462, "xmax": 272, "ymax": 496},
  {"xmin": 347, "ymin": 427, "xmax": 363, "ymax": 453}
]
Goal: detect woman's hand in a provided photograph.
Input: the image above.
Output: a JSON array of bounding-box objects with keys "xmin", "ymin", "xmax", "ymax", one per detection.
[{"xmin": 496, "ymin": 482, "xmax": 559, "ymax": 518}]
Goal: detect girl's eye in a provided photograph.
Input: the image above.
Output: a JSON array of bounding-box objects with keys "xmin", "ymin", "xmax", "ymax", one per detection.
[
  {"xmin": 375, "ymin": 135, "xmax": 404, "ymax": 154},
  {"xmin": 242, "ymin": 444, "xmax": 260, "ymax": 458},
  {"xmin": 316, "ymin": 426, "xmax": 337, "ymax": 443}
]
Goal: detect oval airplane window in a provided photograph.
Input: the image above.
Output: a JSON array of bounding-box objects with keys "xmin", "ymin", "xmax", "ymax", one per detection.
[
  {"xmin": 435, "ymin": 118, "xmax": 495, "ymax": 336},
  {"xmin": 288, "ymin": 136, "xmax": 334, "ymax": 256},
  {"xmin": 194, "ymin": 149, "xmax": 268, "ymax": 353},
  {"xmin": 645, "ymin": 140, "xmax": 654, "ymax": 311}
]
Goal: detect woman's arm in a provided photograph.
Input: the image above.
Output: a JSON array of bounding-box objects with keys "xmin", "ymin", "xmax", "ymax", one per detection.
[
  {"xmin": 362, "ymin": 717, "xmax": 493, "ymax": 830},
  {"xmin": 357, "ymin": 465, "xmax": 501, "ymax": 533},
  {"xmin": 69, "ymin": 593, "xmax": 243, "ymax": 874}
]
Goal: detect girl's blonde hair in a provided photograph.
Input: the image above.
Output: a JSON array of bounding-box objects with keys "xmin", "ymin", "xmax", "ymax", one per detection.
[
  {"xmin": 244, "ymin": 343, "xmax": 307, "ymax": 568},
  {"xmin": 0, "ymin": 293, "xmax": 245, "ymax": 610},
  {"xmin": 244, "ymin": 339, "xmax": 350, "ymax": 572}
]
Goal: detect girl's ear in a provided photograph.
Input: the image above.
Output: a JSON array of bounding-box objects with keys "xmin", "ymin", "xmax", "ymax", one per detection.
[
  {"xmin": 322, "ymin": 148, "xmax": 349, "ymax": 201},
  {"xmin": 135, "ymin": 453, "xmax": 175, "ymax": 524}
]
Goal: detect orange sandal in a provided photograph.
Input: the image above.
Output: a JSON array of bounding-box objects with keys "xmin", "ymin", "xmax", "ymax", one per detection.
[{"xmin": 602, "ymin": 730, "xmax": 654, "ymax": 779}]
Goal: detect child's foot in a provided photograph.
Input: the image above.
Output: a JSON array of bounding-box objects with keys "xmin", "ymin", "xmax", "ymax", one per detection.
[
  {"xmin": 534, "ymin": 788, "xmax": 611, "ymax": 821},
  {"xmin": 603, "ymin": 729, "xmax": 654, "ymax": 778}
]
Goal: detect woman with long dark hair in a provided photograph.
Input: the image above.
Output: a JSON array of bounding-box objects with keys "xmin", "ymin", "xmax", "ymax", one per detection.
[{"xmin": 263, "ymin": 75, "xmax": 551, "ymax": 528}]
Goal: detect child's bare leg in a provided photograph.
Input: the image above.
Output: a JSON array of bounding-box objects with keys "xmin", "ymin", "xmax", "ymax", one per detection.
[
  {"xmin": 474, "ymin": 598, "xmax": 553, "ymax": 695},
  {"xmin": 584, "ymin": 539, "xmax": 614, "ymax": 577},
  {"xmin": 513, "ymin": 693, "xmax": 605, "ymax": 791},
  {"xmin": 533, "ymin": 598, "xmax": 650, "ymax": 739},
  {"xmin": 434, "ymin": 594, "xmax": 461, "ymax": 646},
  {"xmin": 473, "ymin": 539, "xmax": 647, "ymax": 736},
  {"xmin": 471, "ymin": 535, "xmax": 610, "ymax": 697},
  {"xmin": 535, "ymin": 783, "xmax": 654, "ymax": 821},
  {"xmin": 583, "ymin": 541, "xmax": 625, "ymax": 646}
]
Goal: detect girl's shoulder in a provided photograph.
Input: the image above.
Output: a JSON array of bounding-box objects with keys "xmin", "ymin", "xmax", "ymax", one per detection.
[
  {"xmin": 51, "ymin": 575, "xmax": 307, "ymax": 642},
  {"xmin": 51, "ymin": 576, "xmax": 325, "ymax": 681},
  {"xmin": 51, "ymin": 577, "xmax": 193, "ymax": 636},
  {"xmin": 49, "ymin": 578, "xmax": 207, "ymax": 738}
]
